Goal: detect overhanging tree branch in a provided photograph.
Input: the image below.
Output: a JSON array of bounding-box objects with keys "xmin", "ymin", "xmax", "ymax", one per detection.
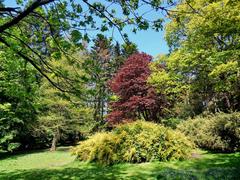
[
  {"xmin": 0, "ymin": 0, "xmax": 54, "ymax": 33},
  {"xmin": 0, "ymin": 7, "xmax": 20, "ymax": 13},
  {"xmin": 0, "ymin": 0, "xmax": 180, "ymax": 93},
  {"xmin": 0, "ymin": 36, "xmax": 68, "ymax": 92}
]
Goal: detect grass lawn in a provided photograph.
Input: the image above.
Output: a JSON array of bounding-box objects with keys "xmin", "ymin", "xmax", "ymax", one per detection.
[{"xmin": 0, "ymin": 147, "xmax": 239, "ymax": 180}]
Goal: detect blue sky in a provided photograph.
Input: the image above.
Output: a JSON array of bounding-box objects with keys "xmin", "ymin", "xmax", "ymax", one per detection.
[
  {"xmin": 117, "ymin": 27, "xmax": 169, "ymax": 57},
  {"xmin": 5, "ymin": 0, "xmax": 169, "ymax": 57}
]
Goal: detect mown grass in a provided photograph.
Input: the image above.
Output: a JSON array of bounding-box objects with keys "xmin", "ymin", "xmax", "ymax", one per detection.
[{"xmin": 0, "ymin": 147, "xmax": 239, "ymax": 180}]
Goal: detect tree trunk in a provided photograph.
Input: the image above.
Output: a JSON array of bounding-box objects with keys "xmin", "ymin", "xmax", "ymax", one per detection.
[
  {"xmin": 50, "ymin": 129, "xmax": 60, "ymax": 151},
  {"xmin": 50, "ymin": 134, "xmax": 57, "ymax": 151}
]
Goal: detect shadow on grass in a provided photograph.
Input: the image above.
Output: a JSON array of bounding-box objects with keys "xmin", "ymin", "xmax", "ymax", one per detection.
[
  {"xmin": 0, "ymin": 149, "xmax": 47, "ymax": 161},
  {"xmin": 0, "ymin": 164, "xmax": 127, "ymax": 180},
  {"xmin": 154, "ymin": 152, "xmax": 240, "ymax": 180},
  {"xmin": 179, "ymin": 152, "xmax": 240, "ymax": 169},
  {"xmin": 0, "ymin": 146, "xmax": 72, "ymax": 161},
  {"xmin": 153, "ymin": 167, "xmax": 240, "ymax": 180},
  {"xmin": 0, "ymin": 165, "xmax": 239, "ymax": 180},
  {"xmin": 0, "ymin": 152, "xmax": 239, "ymax": 180}
]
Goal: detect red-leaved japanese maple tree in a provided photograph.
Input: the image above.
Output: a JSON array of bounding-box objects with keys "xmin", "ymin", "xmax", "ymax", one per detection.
[{"xmin": 107, "ymin": 53, "xmax": 168, "ymax": 124}]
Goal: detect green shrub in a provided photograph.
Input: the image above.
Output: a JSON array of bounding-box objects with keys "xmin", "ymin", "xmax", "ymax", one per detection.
[
  {"xmin": 72, "ymin": 121, "xmax": 194, "ymax": 165},
  {"xmin": 72, "ymin": 132, "xmax": 123, "ymax": 165},
  {"xmin": 177, "ymin": 112, "xmax": 240, "ymax": 152},
  {"xmin": 161, "ymin": 118, "xmax": 184, "ymax": 129}
]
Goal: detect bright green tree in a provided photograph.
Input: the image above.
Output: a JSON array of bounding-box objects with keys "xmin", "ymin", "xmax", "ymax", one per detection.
[
  {"xmin": 152, "ymin": 0, "xmax": 240, "ymax": 115},
  {"xmin": 0, "ymin": 49, "xmax": 39, "ymax": 152},
  {"xmin": 36, "ymin": 55, "xmax": 94, "ymax": 151}
]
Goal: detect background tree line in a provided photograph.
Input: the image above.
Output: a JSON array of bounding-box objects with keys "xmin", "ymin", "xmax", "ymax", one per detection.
[
  {"xmin": 0, "ymin": 32, "xmax": 137, "ymax": 151},
  {"xmin": 0, "ymin": 0, "xmax": 239, "ymax": 152}
]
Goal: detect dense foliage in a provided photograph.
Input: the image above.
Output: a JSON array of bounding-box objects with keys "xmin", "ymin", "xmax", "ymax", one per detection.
[
  {"xmin": 149, "ymin": 0, "xmax": 240, "ymax": 117},
  {"xmin": 0, "ymin": 51, "xmax": 38, "ymax": 151},
  {"xmin": 72, "ymin": 121, "xmax": 194, "ymax": 165},
  {"xmin": 108, "ymin": 53, "xmax": 169, "ymax": 124},
  {"xmin": 0, "ymin": 0, "xmax": 176, "ymax": 88},
  {"xmin": 83, "ymin": 35, "xmax": 137, "ymax": 129},
  {"xmin": 0, "ymin": 103, "xmax": 22, "ymax": 152},
  {"xmin": 178, "ymin": 113, "xmax": 240, "ymax": 152},
  {"xmin": 0, "ymin": 0, "xmax": 239, "ymax": 160}
]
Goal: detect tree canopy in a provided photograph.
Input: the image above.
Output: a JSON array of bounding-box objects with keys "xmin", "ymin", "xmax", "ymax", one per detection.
[
  {"xmin": 108, "ymin": 53, "xmax": 169, "ymax": 124},
  {"xmin": 0, "ymin": 0, "xmax": 177, "ymax": 91},
  {"xmin": 0, "ymin": 0, "xmax": 240, "ymax": 153},
  {"xmin": 149, "ymin": 0, "xmax": 240, "ymax": 117}
]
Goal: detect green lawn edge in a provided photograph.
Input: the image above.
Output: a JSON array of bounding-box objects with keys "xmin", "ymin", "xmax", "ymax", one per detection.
[{"xmin": 0, "ymin": 148, "xmax": 239, "ymax": 180}]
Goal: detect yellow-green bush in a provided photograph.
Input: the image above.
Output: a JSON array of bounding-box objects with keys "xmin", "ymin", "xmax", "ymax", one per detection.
[
  {"xmin": 71, "ymin": 132, "xmax": 123, "ymax": 165},
  {"xmin": 72, "ymin": 121, "xmax": 194, "ymax": 165},
  {"xmin": 177, "ymin": 112, "xmax": 240, "ymax": 152}
]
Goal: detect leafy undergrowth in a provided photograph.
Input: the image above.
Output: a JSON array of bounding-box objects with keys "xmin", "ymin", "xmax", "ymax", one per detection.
[{"xmin": 0, "ymin": 148, "xmax": 239, "ymax": 180}]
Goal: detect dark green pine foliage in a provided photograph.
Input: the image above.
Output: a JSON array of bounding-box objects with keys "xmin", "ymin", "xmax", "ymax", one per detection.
[{"xmin": 84, "ymin": 35, "xmax": 137, "ymax": 129}]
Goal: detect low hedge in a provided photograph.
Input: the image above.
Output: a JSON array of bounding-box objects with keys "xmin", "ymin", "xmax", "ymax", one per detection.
[
  {"xmin": 72, "ymin": 121, "xmax": 194, "ymax": 165},
  {"xmin": 177, "ymin": 112, "xmax": 240, "ymax": 152}
]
